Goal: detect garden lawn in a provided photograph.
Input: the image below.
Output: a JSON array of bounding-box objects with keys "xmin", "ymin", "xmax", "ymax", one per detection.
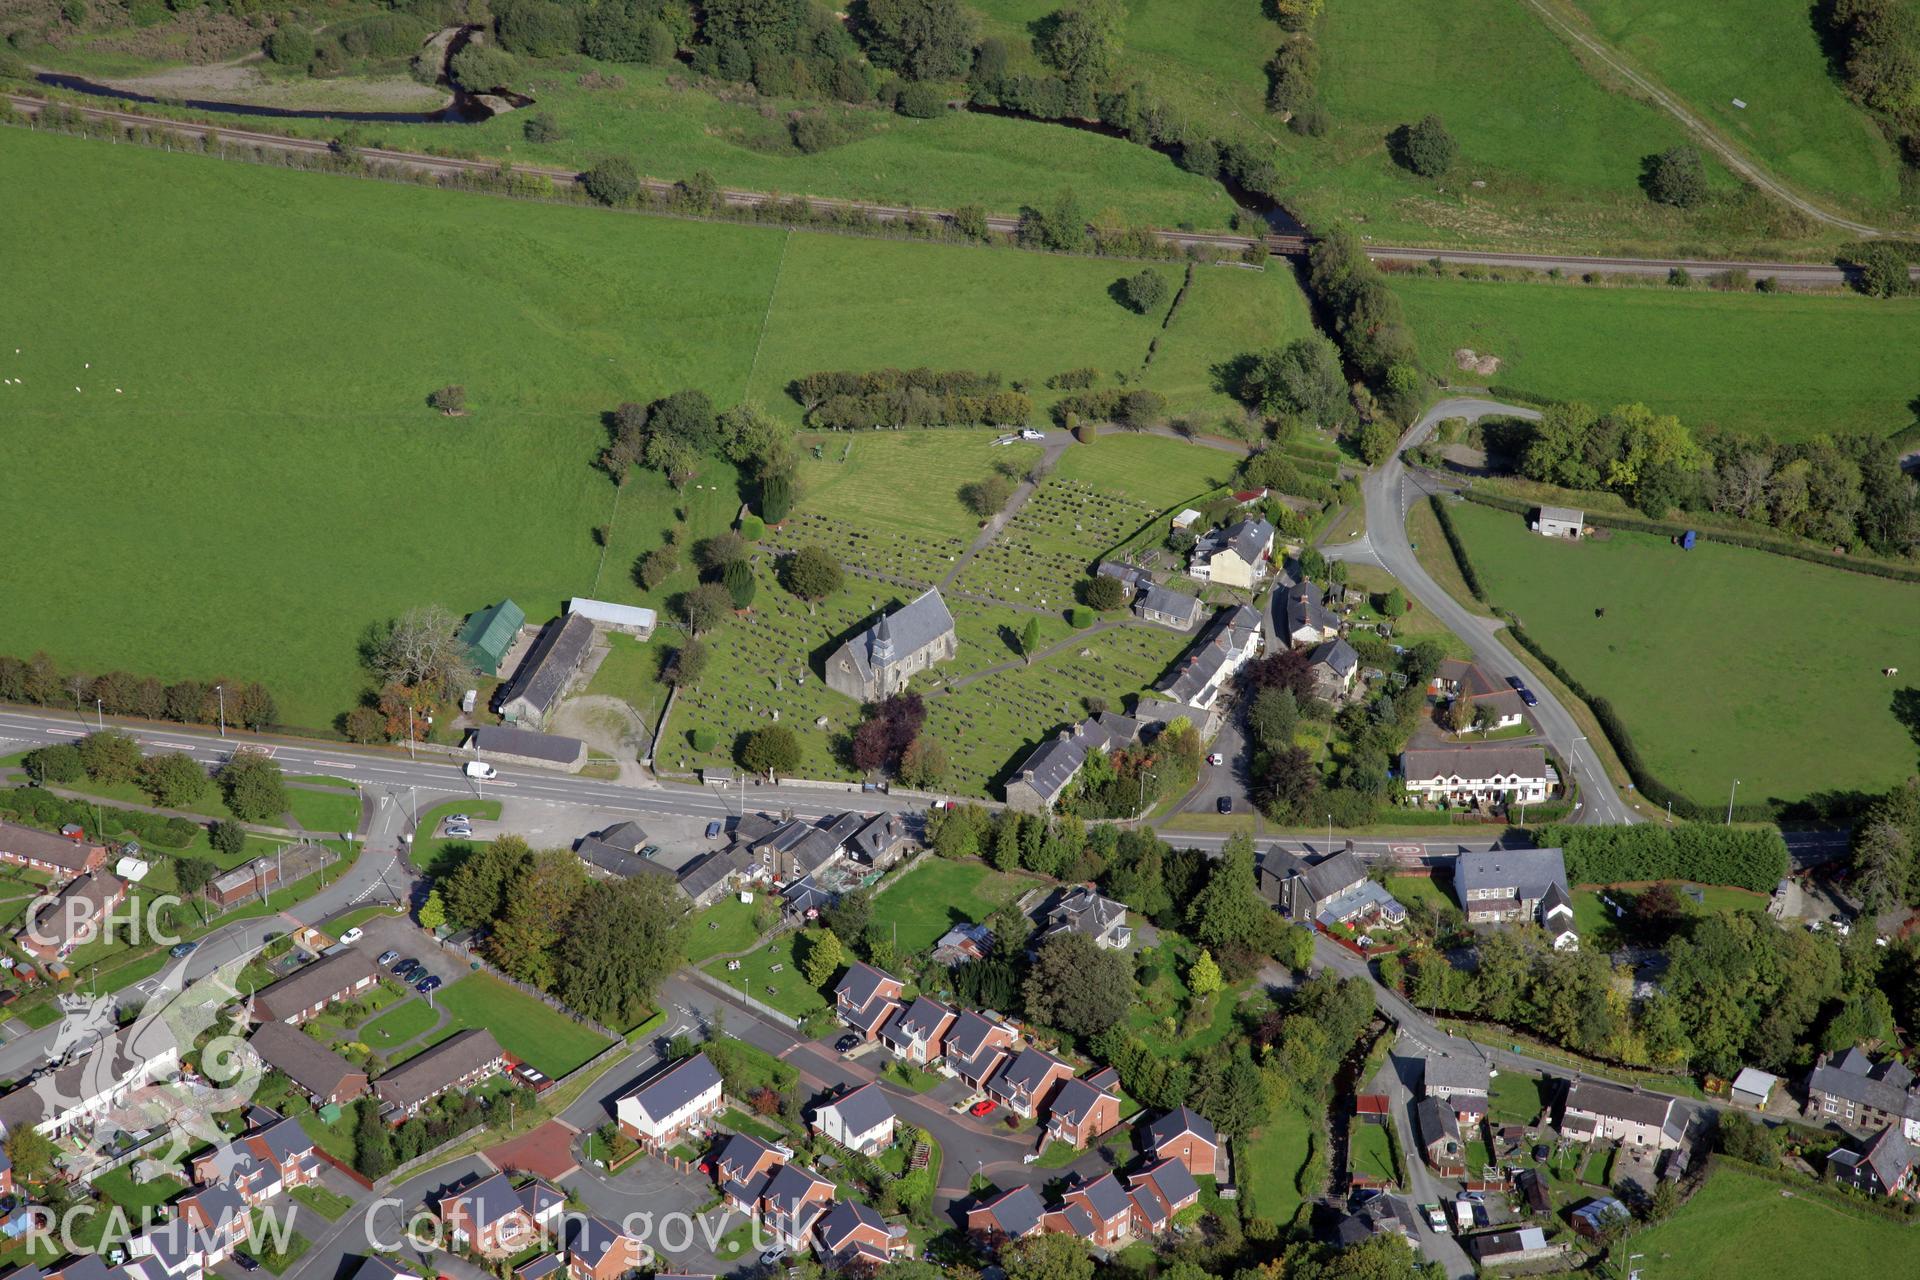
[
  {"xmin": 684, "ymin": 895, "xmax": 771, "ymax": 966},
  {"xmin": 1396, "ymin": 276, "xmax": 1920, "ymax": 440},
  {"xmin": 284, "ymin": 786, "xmax": 361, "ymax": 838},
  {"xmin": 357, "ymin": 997, "xmax": 441, "ymax": 1052},
  {"xmin": 1487, "ymin": 1071, "xmax": 1554, "ymax": 1127},
  {"xmin": 701, "ymin": 931, "xmax": 829, "ymax": 1020},
  {"xmin": 1347, "ymin": 1117, "xmax": 1398, "ymax": 1185},
  {"xmin": 869, "ymin": 858, "xmax": 1033, "ymax": 955},
  {"xmin": 1449, "ymin": 501, "xmax": 1920, "ymax": 805},
  {"xmin": 1568, "ymin": 0, "xmax": 1907, "ymax": 221},
  {"xmin": 1239, "ymin": 1109, "xmax": 1316, "ymax": 1226},
  {"xmin": 1385, "ymin": 874, "xmax": 1455, "ymax": 917},
  {"xmin": 1628, "ymin": 1166, "xmax": 1908, "ymax": 1279},
  {"xmin": 433, "ymin": 972, "xmax": 614, "ymax": 1077}
]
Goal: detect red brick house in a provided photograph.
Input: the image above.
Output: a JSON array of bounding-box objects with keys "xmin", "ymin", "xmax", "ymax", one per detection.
[
  {"xmin": 1045, "ymin": 1074, "xmax": 1121, "ymax": 1150},
  {"xmin": 812, "ymin": 1199, "xmax": 909, "ymax": 1269},
  {"xmin": 1055, "ymin": 1173, "xmax": 1133, "ymax": 1247},
  {"xmin": 17, "ymin": 871, "xmax": 125, "ymax": 961},
  {"xmin": 190, "ymin": 1114, "xmax": 320, "ymax": 1202},
  {"xmin": 250, "ymin": 949, "xmax": 382, "ymax": 1025},
  {"xmin": 966, "ymin": 1185, "xmax": 1045, "ymax": 1247},
  {"xmin": 440, "ymin": 1174, "xmax": 566, "ymax": 1257},
  {"xmin": 1126, "ymin": 1158, "xmax": 1201, "ymax": 1235},
  {"xmin": 0, "ymin": 821, "xmax": 107, "ymax": 881},
  {"xmin": 1141, "ymin": 1106, "xmax": 1219, "ymax": 1177},
  {"xmin": 566, "ymin": 1214, "xmax": 646, "ymax": 1280},
  {"xmin": 834, "ymin": 963, "xmax": 904, "ymax": 1042}
]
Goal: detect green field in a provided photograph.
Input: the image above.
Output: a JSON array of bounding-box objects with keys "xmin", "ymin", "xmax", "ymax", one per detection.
[
  {"xmin": 433, "ymin": 972, "xmax": 613, "ymax": 1076},
  {"xmin": 684, "ymin": 896, "xmax": 769, "ymax": 967},
  {"xmin": 1449, "ymin": 501, "xmax": 1920, "ymax": 804},
  {"xmin": 285, "ymin": 786, "xmax": 362, "ymax": 838},
  {"xmin": 1629, "ymin": 1167, "xmax": 1912, "ymax": 1279},
  {"xmin": 1052, "ymin": 434, "xmax": 1240, "ymax": 509},
  {"xmin": 788, "ymin": 430, "xmax": 1042, "ymax": 541},
  {"xmin": 3, "ymin": 130, "xmax": 1307, "ymax": 730},
  {"xmin": 869, "ymin": 857, "xmax": 1034, "ymax": 955},
  {"xmin": 1239, "ymin": 1108, "xmax": 1317, "ymax": 1226},
  {"xmin": 1396, "ymin": 275, "xmax": 1920, "ymax": 440},
  {"xmin": 1569, "ymin": 0, "xmax": 1907, "ymax": 220}
]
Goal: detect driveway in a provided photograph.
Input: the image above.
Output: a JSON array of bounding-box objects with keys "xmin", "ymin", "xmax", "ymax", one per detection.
[{"xmin": 1371, "ymin": 1046, "xmax": 1473, "ymax": 1280}]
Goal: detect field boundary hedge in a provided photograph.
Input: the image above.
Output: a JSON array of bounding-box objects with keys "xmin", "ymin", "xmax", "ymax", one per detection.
[{"xmin": 1532, "ymin": 823, "xmax": 1789, "ymax": 892}]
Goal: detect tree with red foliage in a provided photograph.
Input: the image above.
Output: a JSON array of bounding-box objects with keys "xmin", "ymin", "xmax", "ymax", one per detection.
[
  {"xmin": 851, "ymin": 694, "xmax": 927, "ymax": 775},
  {"xmin": 1248, "ymin": 648, "xmax": 1315, "ymax": 701}
]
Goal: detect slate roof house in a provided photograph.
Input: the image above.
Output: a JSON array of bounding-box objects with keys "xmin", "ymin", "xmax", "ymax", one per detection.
[
  {"xmin": 986, "ymin": 1047, "xmax": 1076, "ymax": 1119},
  {"xmin": 1829, "ymin": 1125, "xmax": 1916, "ymax": 1197},
  {"xmin": 1423, "ymin": 1056, "xmax": 1491, "ymax": 1120},
  {"xmin": 1046, "ymin": 1073, "xmax": 1121, "ymax": 1150},
  {"xmin": 1415, "ymin": 1097, "xmax": 1465, "ymax": 1177},
  {"xmin": 250, "ymin": 950, "xmax": 381, "ymax": 1025},
  {"xmin": 457, "ymin": 600, "xmax": 525, "ymax": 677},
  {"xmin": 1559, "ymin": 1079, "xmax": 1684, "ymax": 1150},
  {"xmin": 835, "ymin": 963, "xmax": 905, "ymax": 1042},
  {"xmin": 0, "ymin": 820, "xmax": 108, "ymax": 881},
  {"xmin": 755, "ymin": 1164, "xmax": 838, "ymax": 1249},
  {"xmin": 825, "ymin": 588, "xmax": 958, "ymax": 703},
  {"xmin": 438, "ymin": 1174, "xmax": 566, "ymax": 1256},
  {"xmin": 1453, "ymin": 848, "xmax": 1577, "ymax": 950},
  {"xmin": 813, "ymin": 1082, "xmax": 896, "ymax": 1154},
  {"xmin": 1804, "ymin": 1046, "xmax": 1920, "ymax": 1139},
  {"xmin": 466, "ymin": 726, "xmax": 587, "ymax": 773},
  {"xmin": 1036, "ymin": 885, "xmax": 1131, "ymax": 950},
  {"xmin": 1189, "ymin": 518, "xmax": 1275, "ymax": 590},
  {"xmin": 18, "ymin": 870, "xmax": 125, "ymax": 961},
  {"xmin": 879, "ymin": 995, "xmax": 957, "ymax": 1066},
  {"xmin": 1004, "ymin": 713, "xmax": 1140, "ymax": 814},
  {"xmin": 1401, "ymin": 744, "xmax": 1551, "ymax": 808},
  {"xmin": 812, "ymin": 1199, "xmax": 909, "ymax": 1268},
  {"xmin": 375, "ymin": 1029, "xmax": 506, "ymax": 1119},
  {"xmin": 614, "ymin": 1053, "xmax": 725, "ymax": 1150},
  {"xmin": 1126, "ymin": 1157, "xmax": 1201, "ymax": 1235},
  {"xmin": 1279, "ymin": 581, "xmax": 1340, "ymax": 648},
  {"xmin": 847, "ymin": 812, "xmax": 909, "ymax": 867},
  {"xmin": 1256, "ymin": 848, "xmax": 1405, "ymax": 931},
  {"xmin": 564, "ymin": 1214, "xmax": 647, "ymax": 1280},
  {"xmin": 966, "ymin": 1185, "xmax": 1046, "ymax": 1244},
  {"xmin": 1052, "ymin": 1172, "xmax": 1133, "ymax": 1246},
  {"xmin": 247, "ymin": 1021, "xmax": 368, "ymax": 1106},
  {"xmin": 1306, "ymin": 637, "xmax": 1360, "ymax": 702},
  {"xmin": 1096, "ymin": 561, "xmax": 1151, "ymax": 595},
  {"xmin": 0, "ymin": 1023, "xmax": 180, "ymax": 1140},
  {"xmin": 944, "ymin": 1010, "xmax": 1018, "ymax": 1092},
  {"xmin": 1143, "ymin": 1106, "xmax": 1219, "ymax": 1177},
  {"xmin": 1135, "ymin": 583, "xmax": 1204, "ymax": 631},
  {"xmin": 573, "ymin": 821, "xmax": 667, "ymax": 882},
  {"xmin": 498, "ymin": 613, "xmax": 595, "ymax": 727},
  {"xmin": 1153, "ymin": 604, "xmax": 1263, "ymax": 733},
  {"xmin": 712, "ymin": 1131, "xmax": 788, "ymax": 1213}
]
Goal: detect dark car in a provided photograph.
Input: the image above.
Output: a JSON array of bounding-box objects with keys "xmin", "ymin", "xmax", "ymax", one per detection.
[
  {"xmin": 1217, "ymin": 795, "xmax": 1234, "ymax": 814},
  {"xmin": 706, "ymin": 820, "xmax": 724, "ymax": 840},
  {"xmin": 232, "ymin": 1254, "xmax": 261, "ymax": 1273},
  {"xmin": 1516, "ymin": 686, "xmax": 1539, "ymax": 707},
  {"xmin": 1506, "ymin": 675, "xmax": 1525, "ymax": 692},
  {"xmin": 393, "ymin": 959, "xmax": 421, "ymax": 979},
  {"xmin": 416, "ymin": 974, "xmax": 443, "ymax": 994},
  {"xmin": 835, "ymin": 1033, "xmax": 861, "ymax": 1054},
  {"xmin": 169, "ymin": 941, "xmax": 197, "ymax": 958}
]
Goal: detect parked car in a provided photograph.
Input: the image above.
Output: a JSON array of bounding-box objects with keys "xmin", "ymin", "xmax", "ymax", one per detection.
[
  {"xmin": 1516, "ymin": 686, "xmax": 1539, "ymax": 707},
  {"xmin": 416, "ymin": 975, "xmax": 443, "ymax": 994},
  {"xmin": 706, "ymin": 820, "xmax": 724, "ymax": 839},
  {"xmin": 969, "ymin": 1099, "xmax": 997, "ymax": 1117},
  {"xmin": 1422, "ymin": 1203, "xmax": 1448, "ymax": 1232},
  {"xmin": 1019, "ymin": 428, "xmax": 1044, "ymax": 441},
  {"xmin": 835, "ymin": 1034, "xmax": 861, "ymax": 1054},
  {"xmin": 232, "ymin": 1254, "xmax": 260, "ymax": 1273},
  {"xmin": 1207, "ymin": 752, "xmax": 1225, "ymax": 766},
  {"xmin": 378, "ymin": 950, "xmax": 400, "ymax": 966},
  {"xmin": 447, "ymin": 814, "xmax": 469, "ymax": 825},
  {"xmin": 393, "ymin": 959, "xmax": 421, "ymax": 979},
  {"xmin": 444, "ymin": 826, "xmax": 473, "ymax": 839},
  {"xmin": 1217, "ymin": 795, "xmax": 1234, "ymax": 814},
  {"xmin": 338, "ymin": 927, "xmax": 364, "ymax": 945},
  {"xmin": 759, "ymin": 1249, "xmax": 789, "ymax": 1267},
  {"xmin": 0, "ymin": 990, "xmax": 18, "ymax": 1008}
]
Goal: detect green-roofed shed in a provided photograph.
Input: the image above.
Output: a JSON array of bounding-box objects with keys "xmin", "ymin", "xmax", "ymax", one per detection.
[{"xmin": 458, "ymin": 599, "xmax": 525, "ymax": 675}]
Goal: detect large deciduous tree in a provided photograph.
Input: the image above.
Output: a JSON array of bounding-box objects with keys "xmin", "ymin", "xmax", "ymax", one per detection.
[
  {"xmin": 849, "ymin": 0, "xmax": 977, "ymax": 81},
  {"xmin": 1023, "ymin": 931, "xmax": 1134, "ymax": 1036},
  {"xmin": 218, "ymin": 750, "xmax": 287, "ymax": 823},
  {"xmin": 366, "ymin": 605, "xmax": 473, "ymax": 705},
  {"xmin": 557, "ymin": 875, "xmax": 688, "ymax": 1026}
]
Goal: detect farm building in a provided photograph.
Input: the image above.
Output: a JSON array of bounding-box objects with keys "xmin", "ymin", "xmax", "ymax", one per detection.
[{"xmin": 458, "ymin": 600, "xmax": 526, "ymax": 676}]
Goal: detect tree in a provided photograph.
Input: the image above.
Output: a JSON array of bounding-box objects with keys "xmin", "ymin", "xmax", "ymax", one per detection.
[
  {"xmin": 800, "ymin": 926, "xmax": 845, "ymax": 987},
  {"xmin": 441, "ymin": 836, "xmax": 531, "ymax": 927},
  {"xmin": 139, "ymin": 752, "xmax": 207, "ymax": 808},
  {"xmin": 449, "ymin": 43, "xmax": 516, "ymax": 93},
  {"xmin": 1382, "ymin": 586, "xmax": 1408, "ymax": 617},
  {"xmin": 1646, "ymin": 145, "xmax": 1707, "ymax": 207},
  {"xmin": 1271, "ymin": 0, "xmax": 1322, "ymax": 29},
  {"xmin": 417, "ymin": 888, "xmax": 448, "ymax": 932},
  {"xmin": 697, "ymin": 530, "xmax": 749, "ymax": 573},
  {"xmin": 760, "ymin": 472, "xmax": 795, "ymax": 523},
  {"xmin": 1241, "ymin": 335, "xmax": 1348, "ymax": 426},
  {"xmin": 782, "ymin": 545, "xmax": 844, "ymax": 602},
  {"xmin": 662, "ymin": 639, "xmax": 709, "ymax": 688},
  {"xmin": 23, "ymin": 743, "xmax": 83, "ymax": 786},
  {"xmin": 366, "ymin": 605, "xmax": 473, "ymax": 704},
  {"xmin": 1035, "ymin": 0, "xmax": 1126, "ymax": 81},
  {"xmin": 582, "ymin": 154, "xmax": 642, "ymax": 206},
  {"xmin": 1018, "ymin": 187, "xmax": 1086, "ymax": 252},
  {"xmin": 6, "ymin": 1125, "xmax": 57, "ymax": 1184},
  {"xmin": 523, "ymin": 110, "xmax": 564, "ymax": 142},
  {"xmin": 265, "ymin": 26, "xmax": 316, "ymax": 66},
  {"xmin": 1000, "ymin": 1231, "xmax": 1093, "ymax": 1280},
  {"xmin": 900, "ymin": 736, "xmax": 948, "ymax": 788},
  {"xmin": 429, "ymin": 384, "xmax": 467, "ymax": 416},
  {"xmin": 1085, "ymin": 574, "xmax": 1127, "ymax": 611},
  {"xmin": 1853, "ymin": 819, "xmax": 1913, "ymax": 917},
  {"xmin": 175, "ymin": 856, "xmax": 217, "ymax": 897},
  {"xmin": 1188, "ymin": 834, "xmax": 1272, "ymax": 954},
  {"xmin": 1020, "ymin": 617, "xmax": 1043, "ymax": 665},
  {"xmin": 1394, "ymin": 113, "xmax": 1457, "ymax": 177},
  {"xmin": 636, "ymin": 544, "xmax": 680, "ymax": 591},
  {"xmin": 722, "ymin": 559, "xmax": 757, "ymax": 610},
  {"xmin": 676, "ymin": 582, "xmax": 734, "ymax": 635},
  {"xmin": 740, "ymin": 725, "xmax": 802, "ymax": 776},
  {"xmin": 489, "ymin": 849, "xmax": 589, "ymax": 990},
  {"xmin": 1444, "ymin": 697, "xmax": 1473, "ymax": 734},
  {"xmin": 354, "ymin": 1101, "xmax": 394, "ymax": 1177},
  {"xmin": 960, "ymin": 473, "xmax": 1016, "ymax": 517},
  {"xmin": 210, "ymin": 819, "xmax": 248, "ymax": 859},
  {"xmin": 1253, "ymin": 745, "xmax": 1319, "ymax": 822},
  {"xmin": 1188, "ymin": 948, "xmax": 1223, "ymax": 998},
  {"xmin": 1852, "ymin": 242, "xmax": 1917, "ymax": 298},
  {"xmin": 1119, "ymin": 269, "xmax": 1168, "ymax": 315},
  {"xmin": 218, "ymin": 750, "xmax": 287, "ymax": 823},
  {"xmin": 78, "ymin": 730, "xmax": 141, "ymax": 785},
  {"xmin": 557, "ymin": 875, "xmax": 689, "ymax": 1027},
  {"xmin": 850, "ymin": 0, "xmax": 976, "ymax": 80},
  {"xmin": 1024, "ymin": 931, "xmax": 1135, "ymax": 1036}
]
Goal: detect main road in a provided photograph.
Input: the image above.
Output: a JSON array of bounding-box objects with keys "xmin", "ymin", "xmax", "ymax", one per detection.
[{"xmin": 1324, "ymin": 398, "xmax": 1639, "ymax": 827}]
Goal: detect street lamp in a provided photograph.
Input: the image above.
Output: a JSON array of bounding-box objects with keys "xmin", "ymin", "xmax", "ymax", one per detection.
[
  {"xmin": 94, "ymin": 698, "xmax": 103, "ymax": 730},
  {"xmin": 214, "ymin": 684, "xmax": 226, "ymax": 738},
  {"xmin": 1726, "ymin": 779, "xmax": 1740, "ymax": 825}
]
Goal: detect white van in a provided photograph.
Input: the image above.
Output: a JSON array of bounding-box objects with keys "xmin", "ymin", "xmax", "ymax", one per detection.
[{"xmin": 464, "ymin": 761, "xmax": 497, "ymax": 780}]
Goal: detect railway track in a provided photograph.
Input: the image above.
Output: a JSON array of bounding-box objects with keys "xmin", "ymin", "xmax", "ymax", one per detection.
[{"xmin": 9, "ymin": 90, "xmax": 1894, "ymax": 285}]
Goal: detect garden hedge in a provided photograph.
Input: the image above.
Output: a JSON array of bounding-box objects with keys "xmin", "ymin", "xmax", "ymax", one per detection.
[
  {"xmin": 0, "ymin": 786, "xmax": 200, "ymax": 849},
  {"xmin": 1532, "ymin": 822, "xmax": 1788, "ymax": 892}
]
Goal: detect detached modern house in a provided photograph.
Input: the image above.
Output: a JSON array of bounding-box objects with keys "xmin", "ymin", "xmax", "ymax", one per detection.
[
  {"xmin": 944, "ymin": 1011, "xmax": 1018, "ymax": 1093},
  {"xmin": 985, "ymin": 1047, "xmax": 1075, "ymax": 1119},
  {"xmin": 1256, "ymin": 847, "xmax": 1405, "ymax": 932},
  {"xmin": 614, "ymin": 1053, "xmax": 725, "ymax": 1151},
  {"xmin": 565, "ymin": 1214, "xmax": 647, "ymax": 1280},
  {"xmin": 439, "ymin": 1174, "xmax": 566, "ymax": 1257},
  {"xmin": 812, "ymin": 1199, "xmax": 909, "ymax": 1268},
  {"xmin": 1142, "ymin": 1107, "xmax": 1219, "ymax": 1177},
  {"xmin": 834, "ymin": 963, "xmax": 905, "ymax": 1043},
  {"xmin": 813, "ymin": 1082, "xmax": 896, "ymax": 1155},
  {"xmin": 1046, "ymin": 1070, "xmax": 1121, "ymax": 1150},
  {"xmin": 1036, "ymin": 885, "xmax": 1131, "ymax": 950},
  {"xmin": 879, "ymin": 995, "xmax": 957, "ymax": 1066},
  {"xmin": 966, "ymin": 1185, "xmax": 1046, "ymax": 1246}
]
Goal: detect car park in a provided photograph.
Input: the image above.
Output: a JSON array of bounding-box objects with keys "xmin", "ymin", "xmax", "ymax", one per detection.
[
  {"xmin": 393, "ymin": 959, "xmax": 421, "ymax": 978},
  {"xmin": 338, "ymin": 927, "xmax": 363, "ymax": 945},
  {"xmin": 378, "ymin": 950, "xmax": 400, "ymax": 966}
]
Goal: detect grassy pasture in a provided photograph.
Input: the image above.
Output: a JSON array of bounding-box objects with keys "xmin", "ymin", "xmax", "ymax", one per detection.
[
  {"xmin": 868, "ymin": 857, "xmax": 1033, "ymax": 955},
  {"xmin": 1568, "ymin": 0, "xmax": 1907, "ymax": 221},
  {"xmin": 1395, "ymin": 275, "xmax": 1920, "ymax": 440},
  {"xmin": 1052, "ymin": 434, "xmax": 1239, "ymax": 509},
  {"xmin": 1448, "ymin": 501, "xmax": 1920, "ymax": 805},
  {"xmin": 1628, "ymin": 1166, "xmax": 1912, "ymax": 1279},
  {"xmin": 1, "ymin": 129, "xmax": 1291, "ymax": 733}
]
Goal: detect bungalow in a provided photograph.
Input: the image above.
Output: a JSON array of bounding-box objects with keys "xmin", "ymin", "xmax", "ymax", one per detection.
[
  {"xmin": 565, "ymin": 1214, "xmax": 646, "ymax": 1280},
  {"xmin": 1134, "ymin": 584, "xmax": 1204, "ymax": 632},
  {"xmin": 1804, "ymin": 1045, "xmax": 1920, "ymax": 1140},
  {"xmin": 966, "ymin": 1185, "xmax": 1046, "ymax": 1245},
  {"xmin": 250, "ymin": 949, "xmax": 382, "ymax": 1026},
  {"xmin": 440, "ymin": 1174, "xmax": 566, "ymax": 1256},
  {"xmin": 1052, "ymin": 1173, "xmax": 1133, "ymax": 1247},
  {"xmin": 1558, "ymin": 1079, "xmax": 1684, "ymax": 1150},
  {"xmin": 1036, "ymin": 885, "xmax": 1131, "ymax": 950},
  {"xmin": 1400, "ymin": 744, "xmax": 1551, "ymax": 808},
  {"xmin": 1126, "ymin": 1157, "xmax": 1201, "ymax": 1235},
  {"xmin": 247, "ymin": 1020, "xmax": 369, "ymax": 1106},
  {"xmin": 1415, "ymin": 1097, "xmax": 1465, "ymax": 1177},
  {"xmin": 614, "ymin": 1054, "xmax": 725, "ymax": 1150},
  {"xmin": 986, "ymin": 1047, "xmax": 1075, "ymax": 1120},
  {"xmin": 1142, "ymin": 1106, "xmax": 1219, "ymax": 1177},
  {"xmin": 812, "ymin": 1200, "xmax": 908, "ymax": 1268},
  {"xmin": 1454, "ymin": 848, "xmax": 1577, "ymax": 950},
  {"xmin": 879, "ymin": 995, "xmax": 956, "ymax": 1066},
  {"xmin": 374, "ymin": 1028, "xmax": 506, "ymax": 1119},
  {"xmin": 931, "ymin": 923, "xmax": 994, "ymax": 966},
  {"xmin": 1255, "ymin": 848, "xmax": 1405, "ymax": 932},
  {"xmin": 1306, "ymin": 637, "xmax": 1359, "ymax": 702},
  {"xmin": 834, "ymin": 963, "xmax": 905, "ymax": 1042},
  {"xmin": 1046, "ymin": 1075, "xmax": 1120, "ymax": 1150},
  {"xmin": 1829, "ymin": 1125, "xmax": 1916, "ymax": 1198},
  {"xmin": 0, "ymin": 821, "xmax": 107, "ymax": 881},
  {"xmin": 1189, "ymin": 518, "xmax": 1275, "ymax": 590},
  {"xmin": 18, "ymin": 870, "xmax": 125, "ymax": 961},
  {"xmin": 1278, "ymin": 582, "xmax": 1339, "ymax": 648},
  {"xmin": 813, "ymin": 1083, "xmax": 896, "ymax": 1155},
  {"xmin": 1422, "ymin": 1056, "xmax": 1490, "ymax": 1121},
  {"xmin": 944, "ymin": 1011, "xmax": 1018, "ymax": 1093},
  {"xmin": 1003, "ymin": 713, "xmax": 1140, "ymax": 814},
  {"xmin": 756, "ymin": 1164, "xmax": 837, "ymax": 1249}
]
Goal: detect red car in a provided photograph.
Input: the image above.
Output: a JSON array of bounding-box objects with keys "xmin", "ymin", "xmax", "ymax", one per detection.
[{"xmin": 969, "ymin": 1099, "xmax": 997, "ymax": 1118}]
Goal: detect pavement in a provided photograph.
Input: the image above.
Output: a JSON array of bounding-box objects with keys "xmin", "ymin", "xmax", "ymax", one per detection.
[{"xmin": 1324, "ymin": 398, "xmax": 1639, "ymax": 827}]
